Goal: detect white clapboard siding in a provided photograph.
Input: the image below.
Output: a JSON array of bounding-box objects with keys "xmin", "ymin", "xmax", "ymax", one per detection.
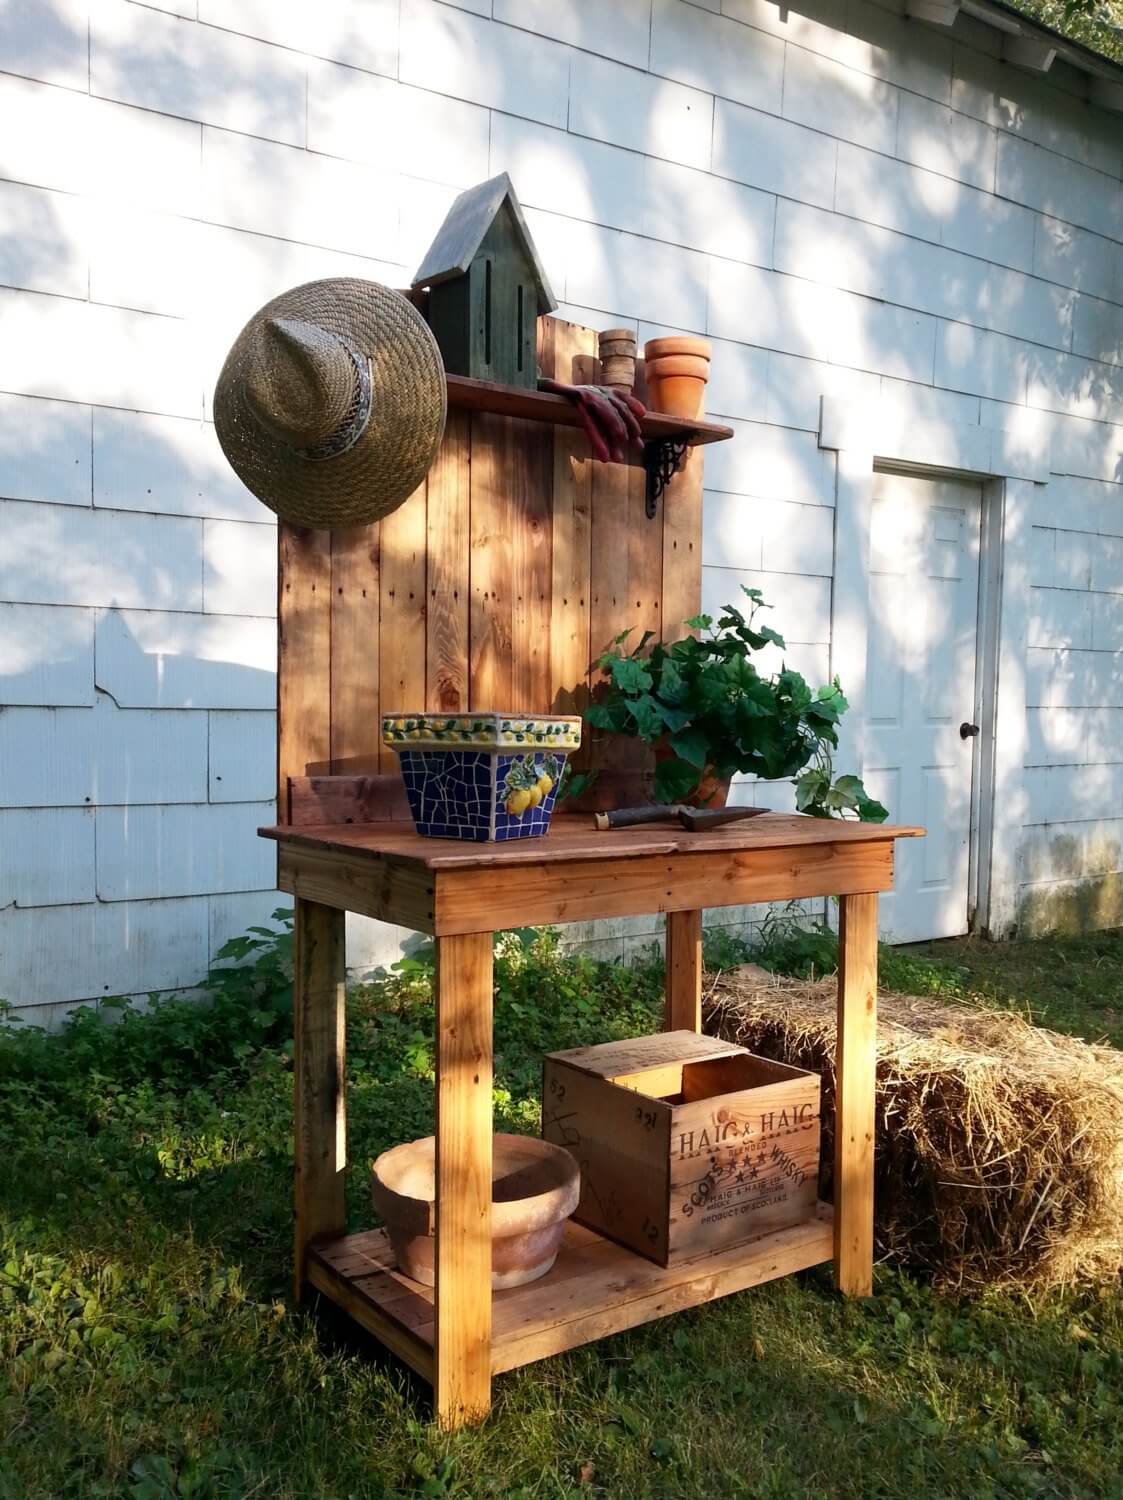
[
  {"xmin": 498, "ymin": 0, "xmax": 652, "ymax": 70},
  {"xmin": 202, "ymin": 520, "xmax": 278, "ymax": 617},
  {"xmin": 96, "ymin": 801, "xmax": 279, "ymax": 900},
  {"xmin": 0, "ymin": 76, "xmax": 203, "ymax": 212},
  {"xmin": 0, "ymin": 897, "xmax": 212, "ymax": 1006},
  {"xmin": 93, "ymin": 409, "xmax": 270, "ymax": 523},
  {"xmin": 0, "ymin": 603, "xmax": 94, "ymax": 706},
  {"xmin": 309, "ymin": 62, "xmax": 489, "ymax": 186},
  {"xmin": 91, "ymin": 0, "xmax": 308, "ymax": 147},
  {"xmin": 703, "ymin": 494, "xmax": 835, "ymax": 577},
  {"xmin": 0, "ymin": 501, "xmax": 204, "ymax": 611},
  {"xmin": 702, "ymin": 417, "xmax": 836, "ymax": 506},
  {"xmin": 0, "ymin": 0, "xmax": 88, "ymax": 89},
  {"xmin": 487, "ymin": 112, "xmax": 647, "ymax": 238},
  {"xmin": 701, "ymin": 567, "xmax": 833, "ymax": 645},
  {"xmin": 649, "ymin": 0, "xmax": 784, "ymax": 117},
  {"xmin": 1020, "ymin": 819, "xmax": 1123, "ymax": 884},
  {"xmin": 996, "ymin": 134, "xmax": 1123, "ymax": 244},
  {"xmin": 0, "ymin": 698, "xmax": 208, "ymax": 808},
  {"xmin": 401, "ymin": 0, "xmax": 572, "ymax": 132},
  {"xmin": 208, "ymin": 711, "xmax": 276, "ymax": 803},
  {"xmin": 0, "ymin": 808, "xmax": 96, "ymax": 907},
  {"xmin": 198, "ymin": 0, "xmax": 399, "ymax": 77},
  {"xmin": 200, "ymin": 127, "xmax": 401, "ymax": 263},
  {"xmin": 0, "ymin": 180, "xmax": 90, "ymax": 299},
  {"xmin": 0, "ymin": 393, "xmax": 91, "ymax": 508},
  {"xmin": 94, "ymin": 608, "xmax": 277, "ymax": 710},
  {"xmin": 1027, "ymin": 647, "xmax": 1123, "ymax": 708},
  {"xmin": 0, "ymin": 290, "xmax": 201, "ymax": 418},
  {"xmin": 208, "ymin": 890, "xmax": 287, "ymax": 965},
  {"xmin": 1025, "ymin": 706, "xmax": 1086, "ymax": 766},
  {"xmin": 569, "ymin": 49, "xmax": 714, "ymax": 171},
  {"xmin": 1023, "ymin": 763, "xmax": 1123, "ymax": 825},
  {"xmin": 952, "ymin": 43, "xmax": 1119, "ymax": 177}
]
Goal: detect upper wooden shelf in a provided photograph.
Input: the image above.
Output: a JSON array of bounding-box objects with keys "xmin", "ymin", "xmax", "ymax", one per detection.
[{"xmin": 445, "ymin": 374, "xmax": 734, "ymax": 447}]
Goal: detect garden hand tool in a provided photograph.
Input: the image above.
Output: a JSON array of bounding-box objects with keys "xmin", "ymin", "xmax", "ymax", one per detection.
[{"xmin": 594, "ymin": 805, "xmax": 767, "ymax": 831}]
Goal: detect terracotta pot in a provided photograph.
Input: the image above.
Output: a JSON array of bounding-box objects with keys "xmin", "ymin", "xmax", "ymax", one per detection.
[
  {"xmin": 644, "ymin": 336, "xmax": 711, "ymax": 361},
  {"xmin": 646, "ymin": 354, "xmax": 709, "ymax": 380},
  {"xmin": 653, "ymin": 741, "xmax": 730, "ymax": 807},
  {"xmin": 643, "ymin": 338, "xmax": 711, "ymax": 418},
  {"xmin": 371, "ymin": 1133, "xmax": 580, "ymax": 1290}
]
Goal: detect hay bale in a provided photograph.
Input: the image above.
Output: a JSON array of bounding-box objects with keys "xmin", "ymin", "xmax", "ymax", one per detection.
[{"xmin": 705, "ymin": 966, "xmax": 1123, "ymax": 1291}]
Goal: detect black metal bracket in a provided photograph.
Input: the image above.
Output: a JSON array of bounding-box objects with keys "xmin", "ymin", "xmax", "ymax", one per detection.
[{"xmin": 643, "ymin": 437, "xmax": 691, "ymax": 519}]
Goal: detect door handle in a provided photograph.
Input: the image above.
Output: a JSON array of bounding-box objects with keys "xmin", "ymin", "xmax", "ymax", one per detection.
[{"xmin": 960, "ymin": 721, "xmax": 980, "ymax": 739}]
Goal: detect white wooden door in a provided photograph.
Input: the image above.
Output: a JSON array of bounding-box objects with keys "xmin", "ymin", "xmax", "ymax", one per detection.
[{"xmin": 861, "ymin": 471, "xmax": 982, "ymax": 943}]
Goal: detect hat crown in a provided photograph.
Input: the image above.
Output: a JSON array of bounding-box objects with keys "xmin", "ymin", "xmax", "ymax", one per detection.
[{"xmin": 243, "ymin": 317, "xmax": 358, "ymax": 449}]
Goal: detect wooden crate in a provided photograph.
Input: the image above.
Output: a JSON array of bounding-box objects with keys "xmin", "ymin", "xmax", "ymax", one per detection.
[{"xmin": 542, "ymin": 1031, "xmax": 820, "ymax": 1266}]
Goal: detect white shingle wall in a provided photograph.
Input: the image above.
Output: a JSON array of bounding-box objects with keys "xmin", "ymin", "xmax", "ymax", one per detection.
[{"xmin": 2, "ymin": 1, "xmax": 1122, "ymax": 1014}]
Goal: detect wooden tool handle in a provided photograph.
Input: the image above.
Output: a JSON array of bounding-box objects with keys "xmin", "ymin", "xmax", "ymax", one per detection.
[
  {"xmin": 594, "ymin": 805, "xmax": 679, "ymax": 831},
  {"xmin": 677, "ymin": 806, "xmax": 768, "ymax": 832}
]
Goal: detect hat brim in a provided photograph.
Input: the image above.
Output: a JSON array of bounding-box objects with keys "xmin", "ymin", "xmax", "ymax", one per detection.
[{"xmin": 214, "ymin": 278, "xmax": 447, "ymax": 530}]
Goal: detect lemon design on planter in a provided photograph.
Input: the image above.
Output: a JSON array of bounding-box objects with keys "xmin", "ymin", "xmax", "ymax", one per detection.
[{"xmin": 503, "ymin": 753, "xmax": 561, "ymax": 819}]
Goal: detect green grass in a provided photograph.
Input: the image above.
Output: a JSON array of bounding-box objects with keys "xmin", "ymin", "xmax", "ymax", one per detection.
[{"xmin": 2, "ymin": 922, "xmax": 1123, "ymax": 1500}]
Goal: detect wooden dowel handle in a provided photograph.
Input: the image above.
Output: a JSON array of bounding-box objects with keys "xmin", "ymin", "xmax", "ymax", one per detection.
[{"xmin": 594, "ymin": 805, "xmax": 678, "ymax": 831}]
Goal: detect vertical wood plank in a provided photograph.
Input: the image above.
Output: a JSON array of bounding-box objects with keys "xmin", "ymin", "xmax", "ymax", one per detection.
[
  {"xmin": 661, "ymin": 444, "xmax": 704, "ymax": 643},
  {"xmin": 426, "ymin": 412, "xmax": 471, "ymax": 713},
  {"xmin": 665, "ymin": 908, "xmax": 703, "ymax": 1032},
  {"xmin": 434, "ymin": 930, "xmax": 494, "ymax": 1429},
  {"xmin": 293, "ymin": 896, "xmax": 347, "ymax": 1302},
  {"xmin": 330, "ymin": 524, "xmax": 380, "ymax": 773},
  {"xmin": 378, "ymin": 479, "xmax": 428, "ymax": 771},
  {"xmin": 278, "ymin": 526, "xmax": 332, "ymax": 822},
  {"xmin": 511, "ymin": 419, "xmax": 553, "ymax": 713},
  {"xmin": 628, "ymin": 456, "xmax": 663, "ymax": 645},
  {"xmin": 469, "ymin": 414, "xmax": 514, "ymax": 709},
  {"xmin": 834, "ymin": 891, "xmax": 879, "ymax": 1297}
]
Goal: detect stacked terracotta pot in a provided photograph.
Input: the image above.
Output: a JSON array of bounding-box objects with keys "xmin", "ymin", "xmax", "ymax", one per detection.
[{"xmin": 643, "ymin": 335, "xmax": 711, "ymax": 419}]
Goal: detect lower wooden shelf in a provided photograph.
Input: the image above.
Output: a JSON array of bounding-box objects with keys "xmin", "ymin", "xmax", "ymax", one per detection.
[{"xmin": 307, "ymin": 1205, "xmax": 834, "ymax": 1381}]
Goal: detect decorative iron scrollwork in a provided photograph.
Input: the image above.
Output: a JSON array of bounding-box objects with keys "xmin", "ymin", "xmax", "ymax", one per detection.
[{"xmin": 644, "ymin": 437, "xmax": 691, "ymax": 519}]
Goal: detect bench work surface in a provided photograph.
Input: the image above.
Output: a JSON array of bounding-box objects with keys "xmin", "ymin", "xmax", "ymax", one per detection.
[{"xmin": 261, "ymin": 811, "xmax": 923, "ymax": 867}]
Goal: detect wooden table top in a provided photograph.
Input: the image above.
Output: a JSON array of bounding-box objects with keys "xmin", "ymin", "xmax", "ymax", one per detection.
[{"xmin": 260, "ymin": 812, "xmax": 924, "ymax": 871}]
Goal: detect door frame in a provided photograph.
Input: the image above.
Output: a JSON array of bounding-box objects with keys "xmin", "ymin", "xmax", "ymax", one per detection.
[{"xmin": 819, "ymin": 399, "xmax": 1049, "ymax": 939}]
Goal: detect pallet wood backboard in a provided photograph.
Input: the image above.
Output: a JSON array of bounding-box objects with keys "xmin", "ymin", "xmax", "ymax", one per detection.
[{"xmin": 276, "ymin": 315, "xmax": 704, "ymax": 822}]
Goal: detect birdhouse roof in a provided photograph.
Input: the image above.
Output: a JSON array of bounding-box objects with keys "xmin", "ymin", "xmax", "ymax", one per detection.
[{"xmin": 410, "ymin": 173, "xmax": 557, "ymax": 315}]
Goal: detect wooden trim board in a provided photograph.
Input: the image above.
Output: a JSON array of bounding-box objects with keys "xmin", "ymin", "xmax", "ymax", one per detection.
[
  {"xmin": 308, "ymin": 1208, "xmax": 833, "ymax": 1380},
  {"xmin": 276, "ymin": 832, "xmax": 900, "ymax": 934}
]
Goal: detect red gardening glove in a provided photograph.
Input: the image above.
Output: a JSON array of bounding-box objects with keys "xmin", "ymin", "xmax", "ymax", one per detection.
[{"xmin": 540, "ymin": 379, "xmax": 646, "ymax": 464}]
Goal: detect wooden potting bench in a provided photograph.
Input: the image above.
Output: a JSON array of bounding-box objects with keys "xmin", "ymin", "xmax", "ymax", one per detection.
[{"xmin": 262, "ymin": 315, "xmax": 922, "ymax": 1428}]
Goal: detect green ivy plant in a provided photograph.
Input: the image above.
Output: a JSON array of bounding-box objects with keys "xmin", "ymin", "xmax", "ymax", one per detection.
[{"xmin": 581, "ymin": 587, "xmax": 888, "ymax": 821}]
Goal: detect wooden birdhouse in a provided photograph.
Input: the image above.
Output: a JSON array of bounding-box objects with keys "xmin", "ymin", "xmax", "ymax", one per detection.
[{"xmin": 411, "ymin": 173, "xmax": 557, "ymax": 390}]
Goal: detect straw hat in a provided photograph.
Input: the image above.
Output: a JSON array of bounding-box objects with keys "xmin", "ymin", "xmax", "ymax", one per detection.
[{"xmin": 214, "ymin": 278, "xmax": 447, "ymax": 529}]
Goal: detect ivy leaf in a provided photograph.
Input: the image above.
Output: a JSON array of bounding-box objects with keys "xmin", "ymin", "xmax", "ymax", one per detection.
[
  {"xmin": 658, "ymin": 658, "xmax": 690, "ymax": 705},
  {"xmin": 584, "ymin": 702, "xmax": 621, "ymax": 731},
  {"xmin": 629, "ymin": 696, "xmax": 667, "ymax": 741},
  {"xmin": 684, "ymin": 613, "xmax": 712, "ymax": 631},
  {"xmin": 670, "ymin": 727, "xmax": 709, "ymax": 768},
  {"xmin": 654, "ymin": 757, "xmax": 701, "ymax": 804},
  {"xmin": 608, "ymin": 656, "xmax": 653, "ymax": 694}
]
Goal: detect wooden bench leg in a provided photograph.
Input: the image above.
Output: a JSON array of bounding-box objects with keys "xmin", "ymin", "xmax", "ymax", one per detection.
[
  {"xmin": 834, "ymin": 891, "xmax": 878, "ymax": 1297},
  {"xmin": 665, "ymin": 909, "xmax": 703, "ymax": 1032},
  {"xmin": 293, "ymin": 897, "xmax": 347, "ymax": 1303},
  {"xmin": 434, "ymin": 931, "xmax": 494, "ymax": 1429}
]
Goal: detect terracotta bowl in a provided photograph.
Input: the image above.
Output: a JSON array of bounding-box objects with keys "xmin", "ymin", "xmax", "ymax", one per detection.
[
  {"xmin": 644, "ymin": 335, "xmax": 711, "ymax": 361},
  {"xmin": 371, "ymin": 1133, "xmax": 580, "ymax": 1289}
]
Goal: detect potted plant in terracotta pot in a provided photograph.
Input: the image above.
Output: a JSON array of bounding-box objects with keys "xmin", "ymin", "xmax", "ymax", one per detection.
[{"xmin": 578, "ymin": 587, "xmax": 888, "ymax": 819}]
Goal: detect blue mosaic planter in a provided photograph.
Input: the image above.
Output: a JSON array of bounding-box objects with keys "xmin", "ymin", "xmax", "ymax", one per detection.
[{"xmin": 382, "ymin": 712, "xmax": 582, "ymax": 842}]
